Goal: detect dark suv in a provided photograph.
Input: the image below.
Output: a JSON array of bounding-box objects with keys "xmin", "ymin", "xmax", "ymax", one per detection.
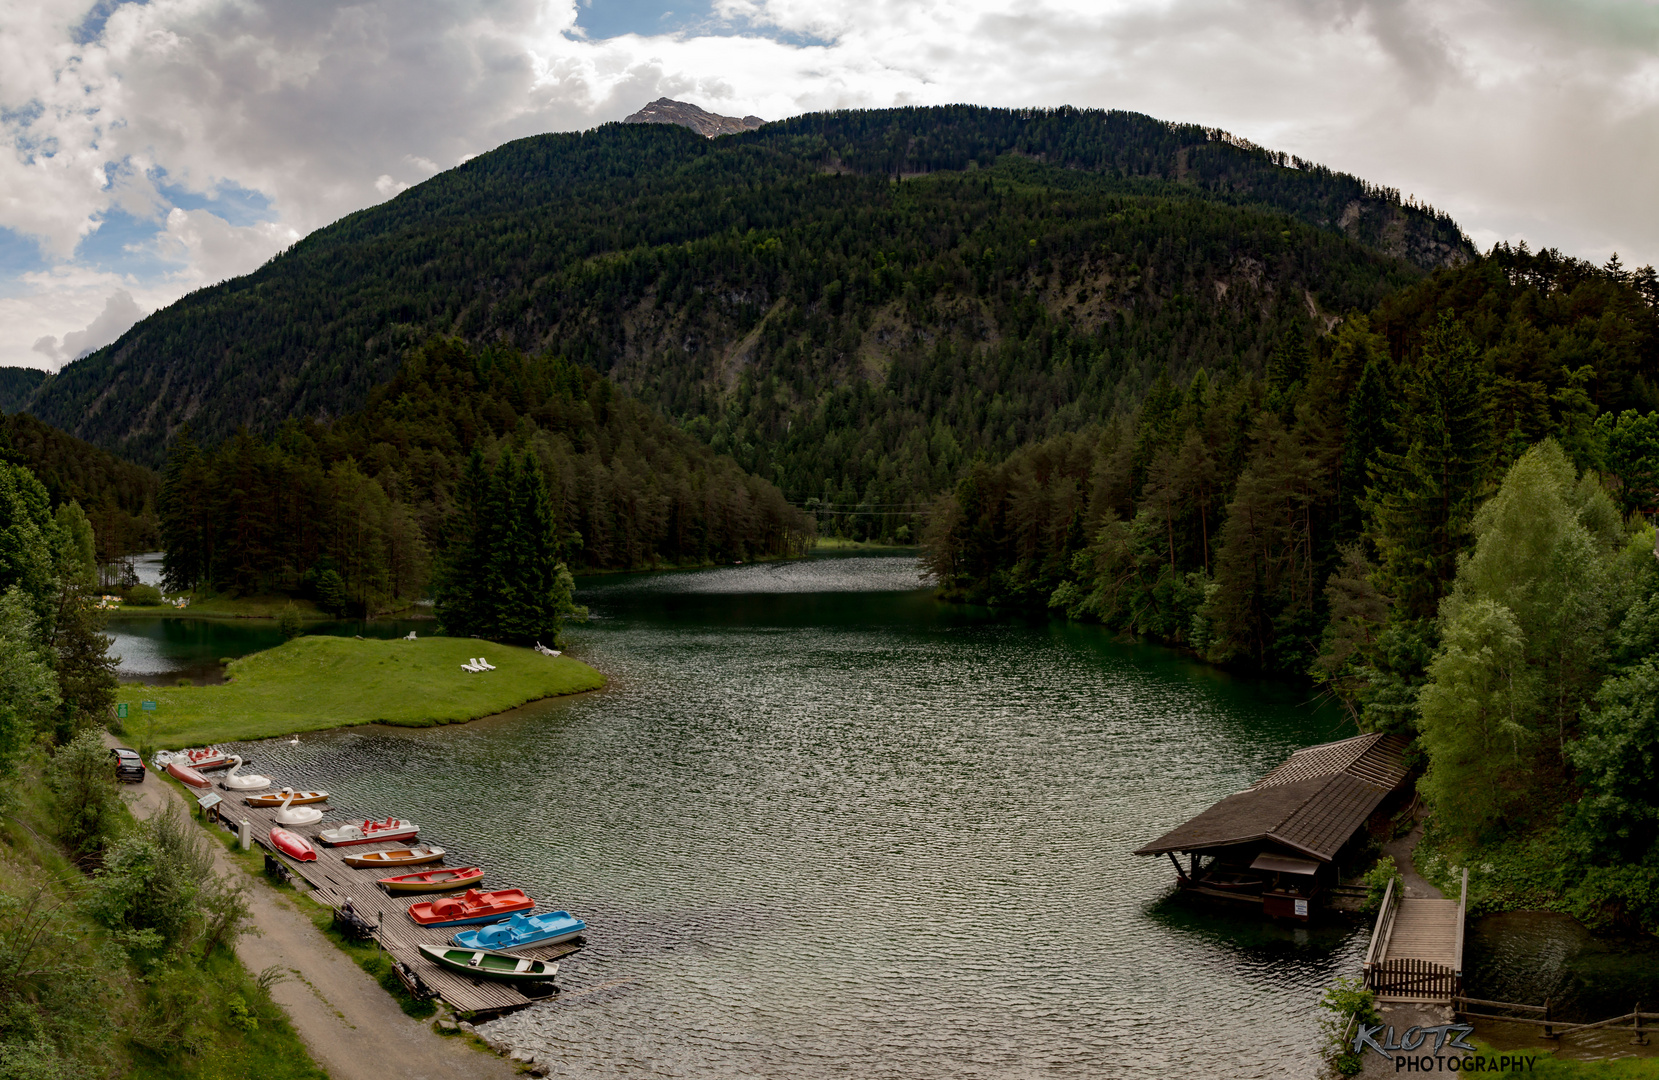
[{"xmin": 110, "ymin": 747, "xmax": 146, "ymax": 783}]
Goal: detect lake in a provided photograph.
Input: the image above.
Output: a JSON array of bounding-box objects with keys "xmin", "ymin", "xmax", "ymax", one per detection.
[{"xmin": 116, "ymin": 554, "xmax": 1371, "ymax": 1077}]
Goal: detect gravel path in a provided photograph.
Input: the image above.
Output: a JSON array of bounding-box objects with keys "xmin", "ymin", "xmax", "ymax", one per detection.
[{"xmin": 111, "ymin": 743, "xmax": 516, "ymax": 1080}]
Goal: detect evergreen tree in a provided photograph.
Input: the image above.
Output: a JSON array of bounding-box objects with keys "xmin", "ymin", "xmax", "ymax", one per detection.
[
  {"xmin": 158, "ymin": 430, "xmax": 207, "ymax": 591},
  {"xmin": 1337, "ymin": 359, "xmax": 1391, "ymax": 542},
  {"xmin": 1368, "ymin": 315, "xmax": 1492, "ymax": 620}
]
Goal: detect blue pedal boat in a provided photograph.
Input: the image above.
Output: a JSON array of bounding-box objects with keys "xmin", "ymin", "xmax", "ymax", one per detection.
[{"xmin": 452, "ymin": 909, "xmax": 587, "ymax": 950}]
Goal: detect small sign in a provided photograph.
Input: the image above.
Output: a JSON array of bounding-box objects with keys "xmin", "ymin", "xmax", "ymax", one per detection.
[
  {"xmin": 1294, "ymin": 898, "xmax": 1309, "ymax": 917},
  {"xmin": 116, "ymin": 703, "xmax": 128, "ymax": 718},
  {"xmin": 141, "ymin": 701, "xmax": 157, "ymax": 711},
  {"xmin": 196, "ymin": 792, "xmax": 222, "ymax": 811}
]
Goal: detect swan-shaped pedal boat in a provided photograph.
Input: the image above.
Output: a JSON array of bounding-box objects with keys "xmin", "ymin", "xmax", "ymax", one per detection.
[
  {"xmin": 220, "ymin": 755, "xmax": 271, "ymax": 791},
  {"xmin": 273, "ymin": 789, "xmax": 326, "ymax": 826}
]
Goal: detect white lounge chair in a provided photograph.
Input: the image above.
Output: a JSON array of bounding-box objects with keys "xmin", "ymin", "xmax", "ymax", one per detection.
[{"xmin": 478, "ymin": 658, "xmax": 495, "ymax": 670}]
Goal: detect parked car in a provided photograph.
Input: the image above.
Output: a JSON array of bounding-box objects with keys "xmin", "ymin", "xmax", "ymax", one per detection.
[{"xmin": 110, "ymin": 747, "xmax": 146, "ymax": 783}]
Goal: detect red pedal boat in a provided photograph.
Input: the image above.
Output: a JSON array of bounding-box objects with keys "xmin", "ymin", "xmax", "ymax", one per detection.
[
  {"xmin": 269, "ymin": 827, "xmax": 317, "ymax": 861},
  {"xmin": 408, "ymin": 888, "xmax": 534, "ymax": 927},
  {"xmin": 166, "ymin": 762, "xmax": 212, "ymax": 789},
  {"xmin": 169, "ymin": 746, "xmax": 232, "ymax": 771},
  {"xmin": 377, "ymin": 866, "xmax": 485, "ymax": 894},
  {"xmin": 318, "ymin": 818, "xmax": 419, "ymax": 847}
]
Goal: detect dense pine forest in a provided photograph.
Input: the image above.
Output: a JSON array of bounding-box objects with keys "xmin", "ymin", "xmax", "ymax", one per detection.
[
  {"xmin": 157, "ymin": 339, "xmax": 811, "ymax": 615},
  {"xmin": 924, "ymin": 244, "xmax": 1659, "ymax": 930},
  {"xmin": 0, "ymin": 413, "xmax": 159, "ymax": 566}
]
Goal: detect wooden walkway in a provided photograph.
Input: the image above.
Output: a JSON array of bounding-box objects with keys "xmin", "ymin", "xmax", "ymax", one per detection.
[
  {"xmin": 1363, "ymin": 870, "xmax": 1468, "ymax": 1002},
  {"xmin": 222, "ymin": 791, "xmax": 581, "ymax": 1017}
]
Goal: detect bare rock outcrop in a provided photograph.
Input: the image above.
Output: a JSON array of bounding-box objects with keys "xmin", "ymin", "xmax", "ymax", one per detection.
[{"xmin": 623, "ymin": 98, "xmax": 764, "ymax": 138}]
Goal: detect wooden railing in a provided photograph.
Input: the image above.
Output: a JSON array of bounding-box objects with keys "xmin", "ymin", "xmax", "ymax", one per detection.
[
  {"xmin": 1455, "ymin": 997, "xmax": 1654, "ymax": 1045},
  {"xmin": 1453, "ymin": 866, "xmax": 1468, "ymax": 987},
  {"xmin": 1362, "ymin": 876, "xmax": 1396, "ymax": 988}
]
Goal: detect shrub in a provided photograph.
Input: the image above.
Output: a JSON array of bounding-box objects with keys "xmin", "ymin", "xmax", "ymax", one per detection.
[
  {"xmin": 125, "ymin": 584, "xmax": 163, "ymax": 606},
  {"xmin": 1361, "ymin": 855, "xmax": 1402, "ymax": 912},
  {"xmin": 47, "ymin": 730, "xmax": 123, "ymax": 856},
  {"xmin": 277, "ymin": 604, "xmax": 303, "ymax": 640},
  {"xmin": 1318, "ymin": 976, "xmax": 1379, "ymax": 1077}
]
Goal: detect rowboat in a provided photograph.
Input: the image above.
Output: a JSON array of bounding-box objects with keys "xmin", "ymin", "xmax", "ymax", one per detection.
[
  {"xmin": 342, "ymin": 845, "xmax": 445, "ymax": 869},
  {"xmin": 417, "ymin": 944, "xmax": 558, "ymax": 984},
  {"xmin": 377, "ymin": 866, "xmax": 485, "ymax": 894},
  {"xmin": 452, "ymin": 910, "xmax": 587, "ymax": 951},
  {"xmin": 245, "ymin": 788, "xmax": 328, "ymax": 806},
  {"xmin": 409, "ymin": 889, "xmax": 534, "ymax": 927},
  {"xmin": 270, "ymin": 827, "xmax": 317, "ymax": 861},
  {"xmin": 318, "ymin": 818, "xmax": 419, "ymax": 847},
  {"xmin": 166, "ymin": 762, "xmax": 212, "ymax": 789}
]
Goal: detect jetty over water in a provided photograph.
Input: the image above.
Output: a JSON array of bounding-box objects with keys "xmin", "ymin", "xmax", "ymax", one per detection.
[
  {"xmin": 1364, "ymin": 869, "xmax": 1468, "ymax": 1002},
  {"xmin": 230, "ymin": 797, "xmax": 580, "ymax": 1016}
]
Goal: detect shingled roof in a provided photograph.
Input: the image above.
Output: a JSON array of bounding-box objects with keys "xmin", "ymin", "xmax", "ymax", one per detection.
[{"xmin": 1134, "ymin": 733, "xmax": 1410, "ymax": 862}]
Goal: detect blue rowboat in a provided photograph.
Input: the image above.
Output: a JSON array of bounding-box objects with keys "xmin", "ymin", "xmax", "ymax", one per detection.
[{"xmin": 452, "ymin": 909, "xmax": 587, "ymax": 951}]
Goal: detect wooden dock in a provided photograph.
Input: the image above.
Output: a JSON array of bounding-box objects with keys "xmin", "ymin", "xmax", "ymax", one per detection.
[
  {"xmin": 1362, "ymin": 869, "xmax": 1468, "ymax": 1002},
  {"xmin": 224, "ymin": 793, "xmax": 581, "ymax": 1016}
]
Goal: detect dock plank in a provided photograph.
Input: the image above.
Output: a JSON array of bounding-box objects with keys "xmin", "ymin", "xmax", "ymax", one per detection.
[{"xmin": 220, "ymin": 793, "xmax": 581, "ymax": 1016}]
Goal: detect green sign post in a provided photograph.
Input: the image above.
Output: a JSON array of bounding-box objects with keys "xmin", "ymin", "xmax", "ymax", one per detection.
[
  {"xmin": 141, "ymin": 701, "xmax": 156, "ymax": 712},
  {"xmin": 116, "ymin": 703, "xmax": 128, "ymax": 719}
]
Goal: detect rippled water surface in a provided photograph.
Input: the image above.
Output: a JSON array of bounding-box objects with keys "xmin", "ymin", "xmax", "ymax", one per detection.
[{"xmin": 208, "ymin": 555, "xmax": 1367, "ymax": 1078}]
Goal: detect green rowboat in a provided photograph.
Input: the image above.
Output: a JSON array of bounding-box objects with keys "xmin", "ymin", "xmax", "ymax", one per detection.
[{"xmin": 417, "ymin": 943, "xmax": 559, "ymax": 984}]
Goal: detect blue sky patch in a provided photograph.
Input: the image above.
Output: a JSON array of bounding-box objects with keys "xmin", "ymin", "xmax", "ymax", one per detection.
[
  {"xmin": 73, "ymin": 206, "xmax": 181, "ymax": 280},
  {"xmin": 575, "ymin": 0, "xmax": 831, "ymax": 47},
  {"xmin": 157, "ymin": 175, "xmax": 274, "ymax": 227}
]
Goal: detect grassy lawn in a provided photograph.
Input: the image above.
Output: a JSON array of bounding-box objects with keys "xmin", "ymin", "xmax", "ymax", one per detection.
[
  {"xmin": 117, "ymin": 634, "xmax": 605, "ymax": 745},
  {"xmin": 813, "ymin": 537, "xmax": 916, "ymax": 551},
  {"xmin": 1465, "ymin": 1049, "xmax": 1659, "ymax": 1077},
  {"xmin": 111, "ymin": 593, "xmax": 347, "ymax": 619}
]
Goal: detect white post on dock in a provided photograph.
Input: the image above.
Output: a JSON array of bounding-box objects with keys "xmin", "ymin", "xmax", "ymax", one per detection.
[{"xmin": 239, "ymin": 818, "xmax": 251, "ymax": 850}]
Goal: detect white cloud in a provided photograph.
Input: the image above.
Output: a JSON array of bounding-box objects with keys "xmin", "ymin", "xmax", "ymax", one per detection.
[
  {"xmin": 29, "ymin": 288, "xmax": 147, "ymax": 368},
  {"xmin": 1, "ymin": 0, "xmax": 1657, "ymax": 374}
]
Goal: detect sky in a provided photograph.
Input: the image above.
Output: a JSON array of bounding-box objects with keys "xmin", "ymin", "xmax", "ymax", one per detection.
[{"xmin": 3, "ymin": 0, "xmax": 1657, "ymax": 372}]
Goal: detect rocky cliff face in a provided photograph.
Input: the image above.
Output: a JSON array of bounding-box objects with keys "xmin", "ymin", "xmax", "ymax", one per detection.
[{"xmin": 623, "ymin": 98, "xmax": 764, "ymax": 138}]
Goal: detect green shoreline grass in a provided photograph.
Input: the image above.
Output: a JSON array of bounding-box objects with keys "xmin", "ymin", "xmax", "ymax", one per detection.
[{"xmin": 118, "ymin": 634, "xmax": 605, "ymax": 745}]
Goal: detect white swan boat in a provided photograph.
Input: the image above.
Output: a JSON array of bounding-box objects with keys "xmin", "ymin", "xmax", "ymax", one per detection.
[
  {"xmin": 220, "ymin": 755, "xmax": 272, "ymax": 791},
  {"xmin": 273, "ymin": 789, "xmax": 326, "ymax": 826}
]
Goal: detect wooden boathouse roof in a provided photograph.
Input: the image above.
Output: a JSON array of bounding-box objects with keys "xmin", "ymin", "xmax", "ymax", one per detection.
[{"xmin": 1134, "ymin": 733, "xmax": 1410, "ymax": 863}]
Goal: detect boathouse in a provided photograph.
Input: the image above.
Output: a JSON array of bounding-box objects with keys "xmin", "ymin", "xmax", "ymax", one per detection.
[{"xmin": 1134, "ymin": 732, "xmax": 1411, "ymax": 920}]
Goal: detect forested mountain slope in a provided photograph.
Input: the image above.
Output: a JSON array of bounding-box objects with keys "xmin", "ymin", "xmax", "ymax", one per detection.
[
  {"xmin": 158, "ymin": 338, "xmax": 811, "ymax": 612},
  {"xmin": 26, "ymin": 106, "xmax": 1471, "ymax": 479},
  {"xmin": 0, "ymin": 366, "xmax": 46, "ymax": 413},
  {"xmin": 0, "ymin": 412, "xmax": 158, "ymax": 558}
]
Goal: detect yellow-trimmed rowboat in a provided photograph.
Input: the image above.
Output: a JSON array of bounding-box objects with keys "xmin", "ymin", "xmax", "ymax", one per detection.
[
  {"xmin": 377, "ymin": 866, "xmax": 484, "ymax": 894},
  {"xmin": 246, "ymin": 788, "xmax": 328, "ymax": 806},
  {"xmin": 341, "ymin": 845, "xmax": 445, "ymax": 869}
]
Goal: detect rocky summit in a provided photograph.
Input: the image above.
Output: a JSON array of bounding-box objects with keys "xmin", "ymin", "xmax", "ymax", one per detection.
[{"xmin": 622, "ymin": 97, "xmax": 764, "ymax": 137}]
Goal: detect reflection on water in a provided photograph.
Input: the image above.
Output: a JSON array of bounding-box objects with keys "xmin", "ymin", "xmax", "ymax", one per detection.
[
  {"xmin": 212, "ymin": 555, "xmax": 1364, "ymax": 1078},
  {"xmin": 1467, "ymin": 911, "xmax": 1659, "ymax": 1020}
]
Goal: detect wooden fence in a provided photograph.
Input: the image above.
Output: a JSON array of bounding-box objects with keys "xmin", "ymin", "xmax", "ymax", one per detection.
[
  {"xmin": 1454, "ymin": 996, "xmax": 1655, "ymax": 1045},
  {"xmin": 1370, "ymin": 957, "xmax": 1460, "ymax": 999}
]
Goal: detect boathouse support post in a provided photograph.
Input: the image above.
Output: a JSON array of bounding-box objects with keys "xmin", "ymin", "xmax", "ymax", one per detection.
[{"xmin": 1167, "ymin": 853, "xmax": 1187, "ymax": 881}]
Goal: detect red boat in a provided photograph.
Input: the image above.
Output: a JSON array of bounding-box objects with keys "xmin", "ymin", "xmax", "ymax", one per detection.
[
  {"xmin": 408, "ymin": 888, "xmax": 534, "ymax": 927},
  {"xmin": 166, "ymin": 762, "xmax": 212, "ymax": 789},
  {"xmin": 318, "ymin": 818, "xmax": 419, "ymax": 847},
  {"xmin": 174, "ymin": 746, "xmax": 232, "ymax": 771},
  {"xmin": 269, "ymin": 827, "xmax": 317, "ymax": 861}
]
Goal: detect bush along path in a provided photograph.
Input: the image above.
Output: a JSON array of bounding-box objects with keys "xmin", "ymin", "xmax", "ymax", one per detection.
[{"xmin": 106, "ymin": 735, "xmax": 516, "ymax": 1080}]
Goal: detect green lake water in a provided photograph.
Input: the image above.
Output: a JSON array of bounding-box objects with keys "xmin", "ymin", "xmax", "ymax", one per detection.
[{"xmin": 125, "ymin": 554, "xmax": 1377, "ymax": 1077}]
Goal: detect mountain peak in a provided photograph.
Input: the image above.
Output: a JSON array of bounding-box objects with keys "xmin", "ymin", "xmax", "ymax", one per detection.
[{"xmin": 623, "ymin": 98, "xmax": 764, "ymax": 138}]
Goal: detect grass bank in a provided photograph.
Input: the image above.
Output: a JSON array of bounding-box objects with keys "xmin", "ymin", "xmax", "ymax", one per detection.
[
  {"xmin": 110, "ymin": 594, "xmax": 332, "ymax": 619},
  {"xmin": 116, "ymin": 634, "xmax": 605, "ymax": 745},
  {"xmin": 0, "ymin": 755, "xmax": 326, "ymax": 1080}
]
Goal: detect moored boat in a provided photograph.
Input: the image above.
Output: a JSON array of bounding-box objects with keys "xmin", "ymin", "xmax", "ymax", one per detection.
[
  {"xmin": 452, "ymin": 910, "xmax": 587, "ymax": 951},
  {"xmin": 318, "ymin": 818, "xmax": 418, "ymax": 847},
  {"xmin": 341, "ymin": 845, "xmax": 445, "ymax": 868},
  {"xmin": 409, "ymin": 888, "xmax": 534, "ymax": 927},
  {"xmin": 273, "ymin": 789, "xmax": 325, "ymax": 826},
  {"xmin": 269, "ymin": 827, "xmax": 317, "ymax": 861},
  {"xmin": 246, "ymin": 788, "xmax": 328, "ymax": 806},
  {"xmin": 220, "ymin": 755, "xmax": 271, "ymax": 791},
  {"xmin": 416, "ymin": 943, "xmax": 558, "ymax": 984},
  {"xmin": 377, "ymin": 866, "xmax": 485, "ymax": 894},
  {"xmin": 158, "ymin": 746, "xmax": 232, "ymax": 771},
  {"xmin": 166, "ymin": 761, "xmax": 212, "ymax": 789}
]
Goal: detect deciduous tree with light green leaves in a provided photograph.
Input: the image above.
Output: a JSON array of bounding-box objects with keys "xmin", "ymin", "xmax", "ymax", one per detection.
[{"xmin": 1418, "ymin": 439, "xmax": 1639, "ymax": 836}]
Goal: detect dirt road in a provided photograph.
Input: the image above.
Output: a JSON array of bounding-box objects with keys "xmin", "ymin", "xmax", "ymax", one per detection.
[{"xmin": 112, "ymin": 747, "xmax": 516, "ymax": 1080}]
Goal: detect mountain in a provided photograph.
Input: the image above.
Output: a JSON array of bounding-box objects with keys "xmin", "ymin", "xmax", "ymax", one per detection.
[
  {"xmin": 24, "ymin": 106, "xmax": 1475, "ymax": 496},
  {"xmin": 624, "ymin": 98, "xmax": 765, "ymax": 137},
  {"xmin": 1, "ymin": 411, "xmax": 159, "ymax": 558},
  {"xmin": 0, "ymin": 366, "xmax": 47, "ymax": 413}
]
